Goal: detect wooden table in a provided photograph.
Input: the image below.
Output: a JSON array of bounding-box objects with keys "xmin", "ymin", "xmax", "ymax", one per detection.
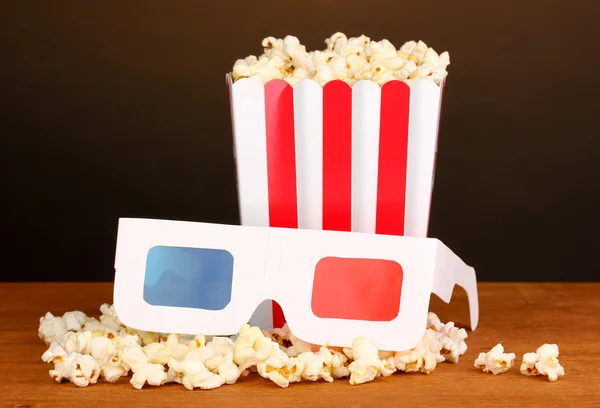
[{"xmin": 1, "ymin": 283, "xmax": 599, "ymax": 407}]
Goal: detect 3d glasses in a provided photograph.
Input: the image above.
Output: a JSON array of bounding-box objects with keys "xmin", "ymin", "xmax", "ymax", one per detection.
[{"xmin": 113, "ymin": 217, "xmax": 478, "ymax": 352}]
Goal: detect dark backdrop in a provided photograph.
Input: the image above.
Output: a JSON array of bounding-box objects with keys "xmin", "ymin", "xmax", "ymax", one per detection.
[{"xmin": 2, "ymin": 1, "xmax": 599, "ymax": 282}]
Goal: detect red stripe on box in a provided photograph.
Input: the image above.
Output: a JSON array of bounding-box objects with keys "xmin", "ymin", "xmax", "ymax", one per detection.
[
  {"xmin": 265, "ymin": 80, "xmax": 299, "ymax": 229},
  {"xmin": 322, "ymin": 80, "xmax": 352, "ymax": 232},
  {"xmin": 376, "ymin": 81, "xmax": 410, "ymax": 236},
  {"xmin": 264, "ymin": 80, "xmax": 298, "ymax": 328}
]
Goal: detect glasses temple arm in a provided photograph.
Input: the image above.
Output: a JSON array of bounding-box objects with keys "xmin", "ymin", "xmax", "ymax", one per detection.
[{"xmin": 430, "ymin": 241, "xmax": 479, "ymax": 331}]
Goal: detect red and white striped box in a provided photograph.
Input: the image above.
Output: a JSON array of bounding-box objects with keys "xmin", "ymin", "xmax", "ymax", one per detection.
[{"xmin": 227, "ymin": 75, "xmax": 445, "ymax": 329}]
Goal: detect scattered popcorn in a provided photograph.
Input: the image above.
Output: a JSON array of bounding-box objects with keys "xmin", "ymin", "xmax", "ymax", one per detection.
[
  {"xmin": 436, "ymin": 321, "xmax": 468, "ymax": 363},
  {"xmin": 130, "ymin": 363, "xmax": 170, "ymax": 389},
  {"xmin": 70, "ymin": 354, "xmax": 101, "ymax": 387},
  {"xmin": 394, "ymin": 329, "xmax": 442, "ymax": 374},
  {"xmin": 232, "ymin": 324, "xmax": 266, "ymax": 370},
  {"xmin": 520, "ymin": 352, "xmax": 539, "ymax": 376},
  {"xmin": 99, "ymin": 304, "xmax": 124, "ymax": 332},
  {"xmin": 216, "ymin": 352, "xmax": 242, "ymax": 384},
  {"xmin": 143, "ymin": 334, "xmax": 188, "ymax": 365},
  {"xmin": 82, "ymin": 318, "xmax": 107, "ymax": 337},
  {"xmin": 39, "ymin": 312, "xmax": 68, "ymax": 344},
  {"xmin": 210, "ymin": 336, "xmax": 235, "ymax": 357},
  {"xmin": 269, "ymin": 324, "xmax": 293, "ymax": 349},
  {"xmin": 231, "ymin": 33, "xmax": 450, "ymax": 86},
  {"xmin": 89, "ymin": 336, "xmax": 115, "ymax": 365},
  {"xmin": 119, "ymin": 344, "xmax": 148, "ymax": 372},
  {"xmin": 38, "ymin": 305, "xmax": 470, "ymax": 389},
  {"xmin": 112, "ymin": 330, "xmax": 141, "ymax": 349},
  {"xmin": 347, "ymin": 337, "xmax": 381, "ymax": 385},
  {"xmin": 257, "ymin": 356, "xmax": 304, "ymax": 388},
  {"xmin": 100, "ymin": 353, "xmax": 128, "ymax": 383},
  {"xmin": 63, "ymin": 330, "xmax": 93, "ymax": 354},
  {"xmin": 520, "ymin": 344, "xmax": 565, "ymax": 382},
  {"xmin": 182, "ymin": 366, "xmax": 225, "ymax": 390},
  {"xmin": 62, "ymin": 311, "xmax": 89, "ymax": 332},
  {"xmin": 298, "ymin": 349, "xmax": 331, "ymax": 382},
  {"xmin": 474, "ymin": 344, "xmax": 516, "ymax": 375},
  {"xmin": 133, "ymin": 330, "xmax": 160, "ymax": 346},
  {"xmin": 49, "ymin": 352, "xmax": 100, "ymax": 387},
  {"xmin": 42, "ymin": 342, "xmax": 67, "ymax": 363},
  {"xmin": 427, "ymin": 312, "xmax": 444, "ymax": 331}
]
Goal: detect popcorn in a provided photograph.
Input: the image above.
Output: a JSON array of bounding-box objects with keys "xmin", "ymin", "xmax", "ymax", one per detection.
[
  {"xmin": 474, "ymin": 344, "xmax": 516, "ymax": 375},
  {"xmin": 48, "ymin": 352, "xmax": 100, "ymax": 387},
  {"xmin": 394, "ymin": 329, "xmax": 442, "ymax": 374},
  {"xmin": 186, "ymin": 342, "xmax": 217, "ymax": 364},
  {"xmin": 520, "ymin": 344, "xmax": 565, "ymax": 382},
  {"xmin": 298, "ymin": 349, "xmax": 331, "ymax": 382},
  {"xmin": 89, "ymin": 336, "xmax": 116, "ymax": 365},
  {"xmin": 99, "ymin": 303, "xmax": 124, "ymax": 332},
  {"xmin": 119, "ymin": 344, "xmax": 148, "ymax": 372},
  {"xmin": 232, "ymin": 324, "xmax": 266, "ymax": 370},
  {"xmin": 48, "ymin": 353, "xmax": 78, "ymax": 383},
  {"xmin": 132, "ymin": 330, "xmax": 160, "ymax": 346},
  {"xmin": 42, "ymin": 342, "xmax": 67, "ymax": 363},
  {"xmin": 112, "ymin": 330, "xmax": 141, "ymax": 349},
  {"xmin": 182, "ymin": 366, "xmax": 225, "ymax": 390},
  {"xmin": 347, "ymin": 337, "xmax": 381, "ymax": 385},
  {"xmin": 169, "ymin": 353, "xmax": 227, "ymax": 390},
  {"xmin": 38, "ymin": 312, "xmax": 68, "ymax": 344},
  {"xmin": 325, "ymin": 32, "xmax": 348, "ymax": 52},
  {"xmin": 130, "ymin": 363, "xmax": 170, "ymax": 389},
  {"xmin": 62, "ymin": 311, "xmax": 89, "ymax": 332},
  {"xmin": 399, "ymin": 41, "xmax": 417, "ymax": 54},
  {"xmin": 210, "ymin": 336, "xmax": 235, "ymax": 357},
  {"xmin": 378, "ymin": 355, "xmax": 397, "ymax": 377},
  {"xmin": 70, "ymin": 355, "xmax": 101, "ymax": 387},
  {"xmin": 82, "ymin": 318, "xmax": 106, "ymax": 337},
  {"xmin": 38, "ymin": 304, "xmax": 470, "ymax": 389},
  {"xmin": 426, "ymin": 312, "xmax": 444, "ymax": 331},
  {"xmin": 143, "ymin": 334, "xmax": 188, "ymax": 365},
  {"xmin": 268, "ymin": 324, "xmax": 293, "ymax": 349},
  {"xmin": 216, "ymin": 352, "xmax": 242, "ymax": 384},
  {"xmin": 101, "ymin": 353, "xmax": 128, "ymax": 383},
  {"xmin": 366, "ymin": 39, "xmax": 397, "ymax": 61},
  {"xmin": 520, "ymin": 352, "xmax": 539, "ymax": 376},
  {"xmin": 168, "ymin": 356, "xmax": 208, "ymax": 379},
  {"xmin": 436, "ymin": 321, "xmax": 468, "ymax": 363},
  {"xmin": 329, "ymin": 350, "xmax": 351, "ymax": 379},
  {"xmin": 188, "ymin": 334, "xmax": 206, "ymax": 350},
  {"xmin": 257, "ymin": 356, "xmax": 304, "ymax": 388},
  {"xmin": 63, "ymin": 330, "xmax": 93, "ymax": 354},
  {"xmin": 232, "ymin": 34, "xmax": 449, "ymax": 86},
  {"xmin": 319, "ymin": 346, "xmax": 350, "ymax": 379}
]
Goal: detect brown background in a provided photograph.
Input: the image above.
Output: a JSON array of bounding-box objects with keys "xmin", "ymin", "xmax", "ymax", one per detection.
[{"xmin": 1, "ymin": 1, "xmax": 599, "ymax": 282}]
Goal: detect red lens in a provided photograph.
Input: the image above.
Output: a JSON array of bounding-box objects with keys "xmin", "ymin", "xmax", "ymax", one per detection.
[{"xmin": 311, "ymin": 257, "xmax": 403, "ymax": 321}]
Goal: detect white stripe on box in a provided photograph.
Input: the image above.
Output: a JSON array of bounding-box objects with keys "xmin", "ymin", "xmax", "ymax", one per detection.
[
  {"xmin": 405, "ymin": 81, "xmax": 443, "ymax": 238},
  {"xmin": 294, "ymin": 79, "xmax": 323, "ymax": 231},
  {"xmin": 230, "ymin": 78, "xmax": 270, "ymax": 227},
  {"xmin": 351, "ymin": 81, "xmax": 381, "ymax": 234},
  {"xmin": 229, "ymin": 77, "xmax": 273, "ymax": 328}
]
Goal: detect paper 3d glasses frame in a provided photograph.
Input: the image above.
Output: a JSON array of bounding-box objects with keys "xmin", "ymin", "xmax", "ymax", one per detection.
[{"xmin": 113, "ymin": 217, "xmax": 478, "ymax": 352}]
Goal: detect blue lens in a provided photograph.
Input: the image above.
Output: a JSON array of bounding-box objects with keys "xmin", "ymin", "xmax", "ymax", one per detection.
[{"xmin": 143, "ymin": 246, "xmax": 234, "ymax": 310}]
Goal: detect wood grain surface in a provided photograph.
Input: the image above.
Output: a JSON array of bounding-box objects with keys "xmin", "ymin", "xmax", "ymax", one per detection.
[{"xmin": 1, "ymin": 283, "xmax": 599, "ymax": 407}]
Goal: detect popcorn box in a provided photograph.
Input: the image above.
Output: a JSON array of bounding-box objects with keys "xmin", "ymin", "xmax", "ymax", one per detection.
[
  {"xmin": 228, "ymin": 75, "xmax": 448, "ymax": 329},
  {"xmin": 111, "ymin": 73, "xmax": 479, "ymax": 352}
]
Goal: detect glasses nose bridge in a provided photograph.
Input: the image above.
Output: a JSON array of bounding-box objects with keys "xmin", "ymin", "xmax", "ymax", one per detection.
[{"xmin": 263, "ymin": 227, "xmax": 287, "ymax": 302}]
